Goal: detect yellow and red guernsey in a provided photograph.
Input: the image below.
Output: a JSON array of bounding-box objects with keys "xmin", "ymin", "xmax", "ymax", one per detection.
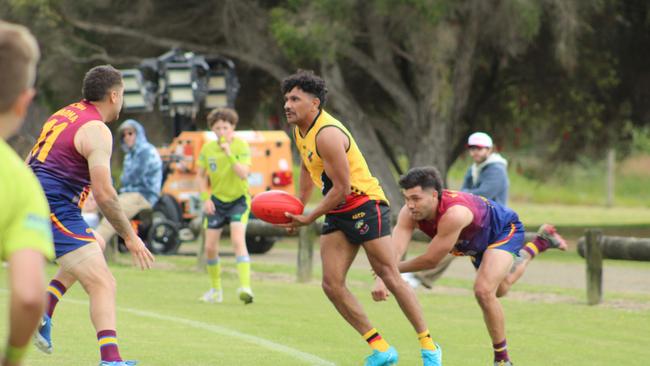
[{"xmin": 293, "ymin": 109, "xmax": 387, "ymax": 213}]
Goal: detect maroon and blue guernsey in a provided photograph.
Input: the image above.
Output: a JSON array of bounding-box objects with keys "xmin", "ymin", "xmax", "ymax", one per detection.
[
  {"xmin": 28, "ymin": 100, "xmax": 103, "ymax": 257},
  {"xmin": 417, "ymin": 190, "xmax": 525, "ymax": 266}
]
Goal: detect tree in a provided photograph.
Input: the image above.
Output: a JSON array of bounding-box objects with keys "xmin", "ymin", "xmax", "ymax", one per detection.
[{"xmin": 3, "ymin": 0, "xmax": 648, "ymax": 204}]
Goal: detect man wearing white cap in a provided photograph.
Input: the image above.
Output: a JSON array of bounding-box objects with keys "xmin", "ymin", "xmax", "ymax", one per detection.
[{"xmin": 461, "ymin": 132, "xmax": 509, "ymax": 205}]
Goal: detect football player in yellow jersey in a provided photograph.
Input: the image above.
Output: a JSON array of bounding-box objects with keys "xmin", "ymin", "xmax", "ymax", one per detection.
[
  {"xmin": 280, "ymin": 70, "xmax": 442, "ymax": 366},
  {"xmin": 0, "ymin": 21, "xmax": 54, "ymax": 366}
]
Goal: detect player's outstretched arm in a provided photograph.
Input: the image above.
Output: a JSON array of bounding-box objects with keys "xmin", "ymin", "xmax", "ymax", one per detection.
[
  {"xmin": 77, "ymin": 122, "xmax": 154, "ymax": 269},
  {"xmin": 391, "ymin": 205, "xmax": 418, "ymax": 261},
  {"xmin": 4, "ymin": 249, "xmax": 46, "ymax": 366},
  {"xmin": 398, "ymin": 206, "xmax": 472, "ymax": 273},
  {"xmin": 372, "ymin": 205, "xmax": 417, "ymax": 301}
]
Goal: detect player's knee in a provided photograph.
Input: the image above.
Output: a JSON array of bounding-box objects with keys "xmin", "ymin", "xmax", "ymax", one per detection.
[
  {"xmin": 89, "ymin": 271, "xmax": 116, "ymax": 294},
  {"xmin": 321, "ymin": 277, "xmax": 345, "ymax": 298},
  {"xmin": 474, "ymin": 284, "xmax": 496, "ymax": 304},
  {"xmin": 204, "ymin": 243, "xmax": 218, "ymax": 258},
  {"xmin": 375, "ymin": 264, "xmax": 399, "ymax": 285},
  {"xmin": 14, "ymin": 287, "xmax": 46, "ymax": 315},
  {"xmin": 232, "ymin": 240, "xmax": 248, "ymax": 256}
]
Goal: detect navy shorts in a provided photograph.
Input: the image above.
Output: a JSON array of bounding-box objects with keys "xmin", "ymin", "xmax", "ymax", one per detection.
[
  {"xmin": 470, "ymin": 221, "xmax": 525, "ymax": 269},
  {"xmin": 204, "ymin": 195, "xmax": 250, "ymax": 230},
  {"xmin": 322, "ymin": 200, "xmax": 390, "ymax": 244},
  {"xmin": 50, "ymin": 202, "xmax": 96, "ymax": 258}
]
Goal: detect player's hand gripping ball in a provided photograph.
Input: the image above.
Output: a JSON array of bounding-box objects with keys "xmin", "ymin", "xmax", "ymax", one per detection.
[{"xmin": 251, "ymin": 190, "xmax": 304, "ymax": 224}]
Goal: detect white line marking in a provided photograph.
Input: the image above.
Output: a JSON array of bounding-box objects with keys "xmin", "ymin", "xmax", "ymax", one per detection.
[{"xmin": 0, "ymin": 289, "xmax": 336, "ymax": 366}]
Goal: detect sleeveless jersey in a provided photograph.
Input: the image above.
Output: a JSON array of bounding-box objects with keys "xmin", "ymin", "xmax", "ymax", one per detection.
[
  {"xmin": 294, "ymin": 110, "xmax": 387, "ymax": 212},
  {"xmin": 28, "ymin": 100, "xmax": 101, "ymax": 208},
  {"xmin": 417, "ymin": 190, "xmax": 519, "ymax": 257}
]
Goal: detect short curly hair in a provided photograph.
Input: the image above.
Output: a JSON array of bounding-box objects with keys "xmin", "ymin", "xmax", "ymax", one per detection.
[
  {"xmin": 399, "ymin": 166, "xmax": 444, "ymax": 198},
  {"xmin": 207, "ymin": 107, "xmax": 239, "ymax": 129},
  {"xmin": 82, "ymin": 65, "xmax": 123, "ymax": 102},
  {"xmin": 281, "ymin": 70, "xmax": 327, "ymax": 109}
]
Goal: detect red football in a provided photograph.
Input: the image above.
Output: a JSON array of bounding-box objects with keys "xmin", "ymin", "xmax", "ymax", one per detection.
[{"xmin": 251, "ymin": 190, "xmax": 304, "ymax": 224}]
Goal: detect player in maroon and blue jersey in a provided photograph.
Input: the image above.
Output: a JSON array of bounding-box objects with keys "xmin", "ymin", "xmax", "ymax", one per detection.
[
  {"xmin": 373, "ymin": 166, "xmax": 567, "ymax": 366},
  {"xmin": 29, "ymin": 65, "xmax": 154, "ymax": 366}
]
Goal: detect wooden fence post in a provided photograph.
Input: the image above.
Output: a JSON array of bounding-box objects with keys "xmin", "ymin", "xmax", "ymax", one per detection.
[
  {"xmin": 585, "ymin": 229, "xmax": 603, "ymax": 305},
  {"xmin": 297, "ymin": 223, "xmax": 317, "ymax": 283}
]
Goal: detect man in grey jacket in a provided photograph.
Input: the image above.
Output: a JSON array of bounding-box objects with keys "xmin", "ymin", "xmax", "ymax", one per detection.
[{"xmin": 461, "ymin": 132, "xmax": 509, "ymax": 205}]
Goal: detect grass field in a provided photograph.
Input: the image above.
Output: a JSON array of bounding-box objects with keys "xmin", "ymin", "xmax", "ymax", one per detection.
[{"xmin": 1, "ymin": 252, "xmax": 649, "ymax": 366}]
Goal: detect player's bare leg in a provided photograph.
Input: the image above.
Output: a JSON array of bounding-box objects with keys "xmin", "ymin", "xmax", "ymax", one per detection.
[
  {"xmin": 57, "ymin": 242, "xmax": 134, "ymax": 364},
  {"xmin": 365, "ymin": 235, "xmax": 441, "ymax": 365},
  {"xmin": 43, "ymin": 230, "xmax": 106, "ymax": 306},
  {"xmin": 34, "ymin": 248, "xmax": 91, "ymax": 354},
  {"xmin": 320, "ymin": 231, "xmax": 369, "ymax": 331},
  {"xmin": 65, "ymin": 244, "xmax": 117, "ymax": 333},
  {"xmin": 364, "ymin": 236, "xmax": 427, "ymax": 332},
  {"xmin": 475, "ymin": 249, "xmax": 515, "ymax": 365},
  {"xmin": 320, "ymin": 231, "xmax": 402, "ymax": 365}
]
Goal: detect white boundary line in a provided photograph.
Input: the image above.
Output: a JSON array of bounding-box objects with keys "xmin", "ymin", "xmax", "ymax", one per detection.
[{"xmin": 0, "ymin": 289, "xmax": 336, "ymax": 366}]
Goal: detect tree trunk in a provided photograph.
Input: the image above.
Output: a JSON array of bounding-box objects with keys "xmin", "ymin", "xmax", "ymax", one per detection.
[
  {"xmin": 408, "ymin": 116, "xmax": 454, "ymax": 180},
  {"xmin": 320, "ymin": 62, "xmax": 403, "ymax": 209}
]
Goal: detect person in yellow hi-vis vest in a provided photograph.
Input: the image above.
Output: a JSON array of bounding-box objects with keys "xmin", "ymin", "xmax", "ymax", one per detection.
[
  {"xmin": 196, "ymin": 108, "xmax": 254, "ymax": 305},
  {"xmin": 0, "ymin": 20, "xmax": 55, "ymax": 366}
]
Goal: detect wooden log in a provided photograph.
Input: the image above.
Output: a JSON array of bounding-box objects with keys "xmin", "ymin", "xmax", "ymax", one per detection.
[
  {"xmin": 244, "ymin": 219, "xmax": 297, "ymax": 237},
  {"xmin": 585, "ymin": 229, "xmax": 603, "ymax": 305},
  {"xmin": 577, "ymin": 236, "xmax": 650, "ymax": 261}
]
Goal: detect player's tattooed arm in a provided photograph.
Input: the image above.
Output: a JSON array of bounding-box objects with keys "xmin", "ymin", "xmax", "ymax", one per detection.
[
  {"xmin": 78, "ymin": 121, "xmax": 154, "ymax": 269},
  {"xmin": 93, "ymin": 190, "xmax": 134, "ymax": 239},
  {"xmin": 392, "ymin": 205, "xmax": 418, "ymax": 261}
]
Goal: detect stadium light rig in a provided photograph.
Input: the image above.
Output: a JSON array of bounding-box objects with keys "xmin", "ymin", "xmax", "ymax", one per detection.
[
  {"xmin": 120, "ymin": 69, "xmax": 154, "ymax": 112},
  {"xmin": 118, "ymin": 49, "xmax": 239, "ymax": 120}
]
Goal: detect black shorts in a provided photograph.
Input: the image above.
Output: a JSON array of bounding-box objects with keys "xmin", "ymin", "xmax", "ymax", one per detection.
[
  {"xmin": 322, "ymin": 200, "xmax": 390, "ymax": 244},
  {"xmin": 204, "ymin": 195, "xmax": 250, "ymax": 230}
]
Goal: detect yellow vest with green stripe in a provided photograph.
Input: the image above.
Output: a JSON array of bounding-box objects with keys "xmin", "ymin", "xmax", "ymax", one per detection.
[{"xmin": 294, "ymin": 110, "xmax": 387, "ymax": 206}]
